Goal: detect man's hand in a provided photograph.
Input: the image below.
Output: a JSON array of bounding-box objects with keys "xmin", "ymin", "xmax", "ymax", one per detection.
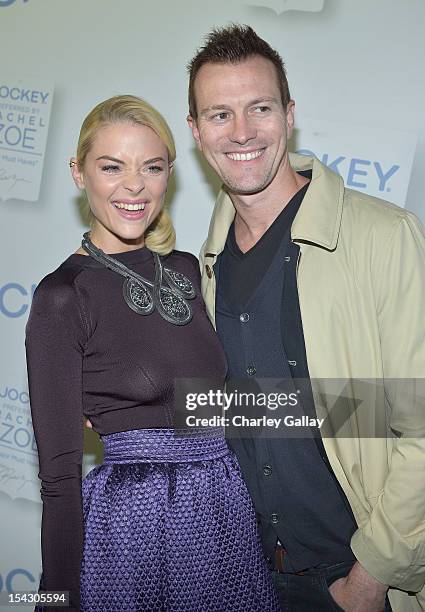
[
  {"xmin": 328, "ymin": 561, "xmax": 388, "ymax": 611},
  {"xmin": 85, "ymin": 419, "xmax": 93, "ymax": 429}
]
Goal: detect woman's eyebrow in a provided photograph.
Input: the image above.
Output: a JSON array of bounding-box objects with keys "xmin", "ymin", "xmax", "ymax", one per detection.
[
  {"xmin": 96, "ymin": 155, "xmax": 124, "ymax": 163},
  {"xmin": 143, "ymin": 157, "xmax": 167, "ymax": 165}
]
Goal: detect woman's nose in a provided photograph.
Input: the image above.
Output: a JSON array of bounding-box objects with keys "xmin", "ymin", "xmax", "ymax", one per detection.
[{"xmin": 124, "ymin": 172, "xmax": 145, "ymax": 192}]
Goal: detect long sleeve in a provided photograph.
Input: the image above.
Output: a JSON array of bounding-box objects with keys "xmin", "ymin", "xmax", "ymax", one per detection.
[
  {"xmin": 351, "ymin": 212, "xmax": 425, "ymax": 591},
  {"xmin": 26, "ymin": 270, "xmax": 88, "ymax": 611}
]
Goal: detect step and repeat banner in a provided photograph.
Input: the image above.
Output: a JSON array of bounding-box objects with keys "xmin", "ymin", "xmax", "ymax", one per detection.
[{"xmin": 1, "ymin": 0, "xmax": 424, "ymax": 606}]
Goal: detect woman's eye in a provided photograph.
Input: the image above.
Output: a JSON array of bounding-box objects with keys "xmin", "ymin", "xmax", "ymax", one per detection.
[
  {"xmin": 147, "ymin": 165, "xmax": 164, "ymax": 174},
  {"xmin": 101, "ymin": 164, "xmax": 120, "ymax": 173}
]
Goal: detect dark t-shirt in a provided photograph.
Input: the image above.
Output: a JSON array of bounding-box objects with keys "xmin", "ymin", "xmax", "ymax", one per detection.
[{"xmin": 221, "ymin": 178, "xmax": 310, "ymax": 308}]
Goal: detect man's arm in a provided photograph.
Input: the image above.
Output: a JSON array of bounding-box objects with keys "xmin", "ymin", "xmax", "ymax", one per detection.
[
  {"xmin": 330, "ymin": 561, "xmax": 388, "ymax": 611},
  {"xmin": 350, "ymin": 213, "xmax": 425, "ymax": 592}
]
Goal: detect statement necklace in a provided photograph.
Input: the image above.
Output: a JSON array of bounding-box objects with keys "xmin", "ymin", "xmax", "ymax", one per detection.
[{"xmin": 81, "ymin": 232, "xmax": 196, "ymax": 326}]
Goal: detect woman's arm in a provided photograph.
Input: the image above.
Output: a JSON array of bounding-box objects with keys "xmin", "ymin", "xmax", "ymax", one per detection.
[{"xmin": 26, "ymin": 269, "xmax": 87, "ymax": 611}]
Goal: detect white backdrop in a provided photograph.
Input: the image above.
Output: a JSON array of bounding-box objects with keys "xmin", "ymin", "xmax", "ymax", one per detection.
[{"xmin": 1, "ymin": 0, "xmax": 425, "ymax": 606}]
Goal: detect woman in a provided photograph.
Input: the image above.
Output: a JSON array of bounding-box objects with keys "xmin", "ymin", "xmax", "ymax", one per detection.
[{"xmin": 26, "ymin": 95, "xmax": 279, "ymax": 612}]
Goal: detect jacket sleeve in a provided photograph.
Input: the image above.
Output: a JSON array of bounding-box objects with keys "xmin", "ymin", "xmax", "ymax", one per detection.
[
  {"xmin": 26, "ymin": 272, "xmax": 87, "ymax": 611},
  {"xmin": 199, "ymin": 239, "xmax": 207, "ymax": 273},
  {"xmin": 198, "ymin": 239, "xmax": 218, "ymax": 328},
  {"xmin": 351, "ymin": 212, "xmax": 425, "ymax": 591}
]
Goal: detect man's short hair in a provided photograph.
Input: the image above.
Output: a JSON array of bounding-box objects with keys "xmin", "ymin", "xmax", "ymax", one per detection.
[{"xmin": 187, "ymin": 24, "xmax": 291, "ymax": 120}]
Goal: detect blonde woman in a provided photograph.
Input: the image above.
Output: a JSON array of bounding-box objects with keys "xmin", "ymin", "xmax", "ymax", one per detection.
[{"xmin": 26, "ymin": 96, "xmax": 279, "ymax": 612}]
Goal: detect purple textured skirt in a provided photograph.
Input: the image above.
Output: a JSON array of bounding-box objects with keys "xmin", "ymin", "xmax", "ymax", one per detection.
[{"xmin": 80, "ymin": 428, "xmax": 279, "ymax": 612}]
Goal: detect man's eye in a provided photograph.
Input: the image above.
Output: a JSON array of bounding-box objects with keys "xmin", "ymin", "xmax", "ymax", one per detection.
[
  {"xmin": 211, "ymin": 112, "xmax": 229, "ymax": 121},
  {"xmin": 253, "ymin": 106, "xmax": 270, "ymax": 113},
  {"xmin": 101, "ymin": 164, "xmax": 120, "ymax": 172}
]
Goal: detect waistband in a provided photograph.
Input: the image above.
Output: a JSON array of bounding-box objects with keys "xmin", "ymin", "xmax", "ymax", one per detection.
[{"xmin": 102, "ymin": 427, "xmax": 229, "ymax": 464}]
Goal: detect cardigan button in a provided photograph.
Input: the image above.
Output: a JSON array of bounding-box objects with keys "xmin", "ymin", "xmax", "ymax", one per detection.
[
  {"xmin": 263, "ymin": 464, "xmax": 272, "ymax": 477},
  {"xmin": 205, "ymin": 265, "xmax": 213, "ymax": 279}
]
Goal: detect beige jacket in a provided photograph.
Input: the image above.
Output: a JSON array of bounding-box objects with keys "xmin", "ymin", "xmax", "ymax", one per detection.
[{"xmin": 200, "ymin": 153, "xmax": 425, "ymax": 611}]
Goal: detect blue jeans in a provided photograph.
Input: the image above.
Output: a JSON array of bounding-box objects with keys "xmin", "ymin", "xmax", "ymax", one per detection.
[{"xmin": 271, "ymin": 560, "xmax": 392, "ymax": 611}]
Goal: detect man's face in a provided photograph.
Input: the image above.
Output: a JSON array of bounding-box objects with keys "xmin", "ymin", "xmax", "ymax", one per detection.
[{"xmin": 188, "ymin": 55, "xmax": 294, "ymax": 197}]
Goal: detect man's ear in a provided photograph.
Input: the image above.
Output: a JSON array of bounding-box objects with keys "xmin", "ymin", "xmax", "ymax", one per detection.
[
  {"xmin": 70, "ymin": 158, "xmax": 85, "ymax": 190},
  {"xmin": 285, "ymin": 100, "xmax": 295, "ymax": 139},
  {"xmin": 187, "ymin": 115, "xmax": 202, "ymax": 151}
]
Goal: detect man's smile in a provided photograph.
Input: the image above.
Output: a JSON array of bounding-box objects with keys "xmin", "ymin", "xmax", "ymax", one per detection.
[{"xmin": 225, "ymin": 148, "xmax": 265, "ymax": 162}]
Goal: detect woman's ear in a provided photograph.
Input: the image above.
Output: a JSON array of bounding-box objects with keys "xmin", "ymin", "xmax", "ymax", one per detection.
[{"xmin": 70, "ymin": 158, "xmax": 85, "ymax": 190}]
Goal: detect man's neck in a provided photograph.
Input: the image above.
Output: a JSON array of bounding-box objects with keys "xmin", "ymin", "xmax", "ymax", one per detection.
[{"xmin": 230, "ymin": 165, "xmax": 309, "ymax": 254}]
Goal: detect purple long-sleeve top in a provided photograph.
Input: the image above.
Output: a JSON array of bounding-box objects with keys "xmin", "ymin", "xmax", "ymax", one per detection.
[{"xmin": 25, "ymin": 247, "xmax": 227, "ymax": 610}]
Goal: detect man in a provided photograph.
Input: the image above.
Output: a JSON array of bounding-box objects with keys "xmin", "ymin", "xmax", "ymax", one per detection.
[{"xmin": 187, "ymin": 25, "xmax": 425, "ymax": 611}]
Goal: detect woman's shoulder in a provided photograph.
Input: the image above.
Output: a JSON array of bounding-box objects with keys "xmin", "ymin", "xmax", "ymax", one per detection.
[
  {"xmin": 32, "ymin": 257, "xmax": 88, "ymax": 313},
  {"xmin": 166, "ymin": 249, "xmax": 199, "ymax": 269},
  {"xmin": 26, "ymin": 258, "xmax": 90, "ymax": 352}
]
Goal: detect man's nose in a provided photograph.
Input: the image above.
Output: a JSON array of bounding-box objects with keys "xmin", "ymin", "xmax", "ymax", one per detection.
[{"xmin": 229, "ymin": 114, "xmax": 257, "ymax": 145}]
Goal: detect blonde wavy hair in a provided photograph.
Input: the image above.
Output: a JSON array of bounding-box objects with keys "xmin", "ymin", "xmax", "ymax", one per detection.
[{"xmin": 76, "ymin": 95, "xmax": 176, "ymax": 255}]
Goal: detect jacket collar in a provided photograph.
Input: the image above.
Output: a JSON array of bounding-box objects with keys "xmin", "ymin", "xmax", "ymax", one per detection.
[{"xmin": 203, "ymin": 153, "xmax": 344, "ymax": 258}]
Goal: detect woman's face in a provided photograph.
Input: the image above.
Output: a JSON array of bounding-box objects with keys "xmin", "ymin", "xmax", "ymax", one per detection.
[{"xmin": 72, "ymin": 122, "xmax": 171, "ymax": 252}]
